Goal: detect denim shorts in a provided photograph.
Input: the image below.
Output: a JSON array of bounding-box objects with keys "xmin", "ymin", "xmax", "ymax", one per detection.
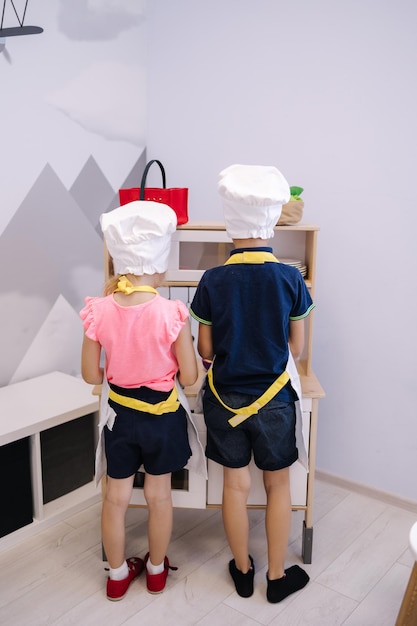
[
  {"xmin": 203, "ymin": 385, "xmax": 298, "ymax": 470},
  {"xmin": 104, "ymin": 385, "xmax": 192, "ymax": 478}
]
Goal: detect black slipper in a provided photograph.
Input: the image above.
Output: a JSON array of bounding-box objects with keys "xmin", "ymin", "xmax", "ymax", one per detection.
[
  {"xmin": 266, "ymin": 564, "xmax": 309, "ymax": 603},
  {"xmin": 228, "ymin": 555, "xmax": 255, "ymax": 597}
]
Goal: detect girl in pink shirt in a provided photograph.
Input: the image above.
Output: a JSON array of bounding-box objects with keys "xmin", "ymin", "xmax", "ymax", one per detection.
[{"xmin": 80, "ymin": 201, "xmax": 197, "ymax": 601}]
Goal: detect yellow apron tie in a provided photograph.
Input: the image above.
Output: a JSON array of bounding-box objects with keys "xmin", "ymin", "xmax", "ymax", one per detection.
[
  {"xmin": 224, "ymin": 251, "xmax": 280, "ymax": 265},
  {"xmin": 108, "ymin": 386, "xmax": 180, "ymax": 415},
  {"xmin": 207, "ymin": 368, "xmax": 290, "ymax": 427},
  {"xmin": 207, "ymin": 249, "xmax": 288, "ymax": 427},
  {"xmin": 114, "ymin": 276, "xmax": 158, "ymax": 295}
]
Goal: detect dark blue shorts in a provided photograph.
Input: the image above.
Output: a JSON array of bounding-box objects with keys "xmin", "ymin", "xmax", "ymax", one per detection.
[
  {"xmin": 203, "ymin": 385, "xmax": 298, "ymax": 470},
  {"xmin": 104, "ymin": 384, "xmax": 192, "ymax": 478}
]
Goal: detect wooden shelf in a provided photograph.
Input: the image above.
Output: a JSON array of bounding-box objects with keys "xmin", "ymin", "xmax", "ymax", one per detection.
[{"xmin": 177, "ymin": 221, "xmax": 320, "ymax": 232}]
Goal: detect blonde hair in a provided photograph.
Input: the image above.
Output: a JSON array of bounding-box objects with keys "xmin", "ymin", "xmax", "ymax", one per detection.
[{"xmin": 104, "ymin": 275, "xmax": 119, "ymax": 296}]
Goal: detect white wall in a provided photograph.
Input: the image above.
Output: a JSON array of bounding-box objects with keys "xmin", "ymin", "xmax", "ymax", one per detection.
[
  {"xmin": 146, "ymin": 0, "xmax": 417, "ymax": 500},
  {"xmin": 0, "ymin": 1, "xmax": 146, "ymax": 237},
  {"xmin": 0, "ymin": 2, "xmax": 146, "ymax": 385}
]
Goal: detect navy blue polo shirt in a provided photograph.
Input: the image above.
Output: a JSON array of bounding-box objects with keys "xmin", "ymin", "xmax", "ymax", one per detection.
[{"xmin": 190, "ymin": 247, "xmax": 314, "ymax": 401}]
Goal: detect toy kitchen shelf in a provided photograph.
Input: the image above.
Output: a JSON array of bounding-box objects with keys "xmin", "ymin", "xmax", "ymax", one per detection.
[{"xmin": 103, "ymin": 221, "xmax": 325, "ymax": 564}]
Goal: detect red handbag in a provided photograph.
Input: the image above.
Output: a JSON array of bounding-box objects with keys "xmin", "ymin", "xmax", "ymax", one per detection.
[{"xmin": 118, "ymin": 159, "xmax": 189, "ymax": 226}]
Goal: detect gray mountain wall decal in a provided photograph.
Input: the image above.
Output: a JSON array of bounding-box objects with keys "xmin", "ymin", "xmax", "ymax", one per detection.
[
  {"xmin": 70, "ymin": 155, "xmax": 118, "ymax": 232},
  {"xmin": 0, "ymin": 163, "xmax": 104, "ymax": 384},
  {"xmin": 70, "ymin": 150, "xmax": 147, "ymax": 237},
  {"xmin": 1, "ymin": 151, "xmax": 148, "ymax": 385},
  {"xmin": 117, "ymin": 151, "xmax": 148, "ymax": 193}
]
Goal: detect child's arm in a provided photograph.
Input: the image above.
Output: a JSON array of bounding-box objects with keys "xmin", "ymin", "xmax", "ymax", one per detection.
[
  {"xmin": 288, "ymin": 319, "xmax": 305, "ymax": 361},
  {"xmin": 81, "ymin": 333, "xmax": 104, "ymax": 385},
  {"xmin": 197, "ymin": 322, "xmax": 214, "ymax": 361},
  {"xmin": 174, "ymin": 318, "xmax": 198, "ymax": 387}
]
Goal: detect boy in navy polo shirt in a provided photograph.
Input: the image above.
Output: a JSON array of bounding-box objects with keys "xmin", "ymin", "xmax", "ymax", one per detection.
[{"xmin": 190, "ymin": 164, "xmax": 313, "ymax": 603}]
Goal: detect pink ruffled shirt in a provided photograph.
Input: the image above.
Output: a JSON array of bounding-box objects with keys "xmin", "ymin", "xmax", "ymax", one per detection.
[{"xmin": 80, "ymin": 294, "xmax": 189, "ymax": 391}]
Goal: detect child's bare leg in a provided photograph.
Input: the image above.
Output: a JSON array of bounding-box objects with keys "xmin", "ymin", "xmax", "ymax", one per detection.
[
  {"xmin": 144, "ymin": 473, "xmax": 173, "ymax": 565},
  {"xmin": 263, "ymin": 467, "xmax": 291, "ymax": 579},
  {"xmin": 222, "ymin": 465, "xmax": 252, "ymax": 572},
  {"xmin": 102, "ymin": 475, "xmax": 134, "ymax": 568}
]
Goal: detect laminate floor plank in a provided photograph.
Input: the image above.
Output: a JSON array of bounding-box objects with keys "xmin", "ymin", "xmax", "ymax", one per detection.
[
  {"xmin": 0, "ymin": 478, "xmax": 414, "ymax": 626},
  {"xmin": 316, "ymin": 505, "xmax": 416, "ymax": 600},
  {"xmin": 341, "ymin": 562, "xmax": 412, "ymax": 626}
]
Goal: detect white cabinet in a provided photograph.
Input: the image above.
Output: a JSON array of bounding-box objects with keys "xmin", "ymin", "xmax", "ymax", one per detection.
[{"xmin": 0, "ymin": 372, "xmax": 100, "ymax": 549}]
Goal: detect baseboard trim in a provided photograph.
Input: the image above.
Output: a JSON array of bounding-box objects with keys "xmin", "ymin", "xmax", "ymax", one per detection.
[{"xmin": 315, "ymin": 469, "xmax": 417, "ymax": 514}]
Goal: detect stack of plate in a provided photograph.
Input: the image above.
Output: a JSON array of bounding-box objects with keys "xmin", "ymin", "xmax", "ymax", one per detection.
[{"xmin": 280, "ymin": 258, "xmax": 307, "ymax": 277}]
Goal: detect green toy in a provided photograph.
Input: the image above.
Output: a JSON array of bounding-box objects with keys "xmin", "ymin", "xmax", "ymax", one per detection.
[{"xmin": 290, "ymin": 186, "xmax": 304, "ymax": 201}]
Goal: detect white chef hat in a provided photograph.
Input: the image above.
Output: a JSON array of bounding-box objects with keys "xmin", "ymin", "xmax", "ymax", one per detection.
[
  {"xmin": 100, "ymin": 200, "xmax": 177, "ymax": 275},
  {"xmin": 218, "ymin": 164, "xmax": 291, "ymax": 239}
]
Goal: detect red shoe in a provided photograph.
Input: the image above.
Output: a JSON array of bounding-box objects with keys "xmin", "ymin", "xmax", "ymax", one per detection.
[
  {"xmin": 144, "ymin": 552, "xmax": 178, "ymax": 594},
  {"xmin": 106, "ymin": 557, "xmax": 144, "ymax": 601}
]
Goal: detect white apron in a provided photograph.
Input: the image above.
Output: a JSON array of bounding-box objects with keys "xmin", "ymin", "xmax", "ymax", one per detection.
[{"xmin": 286, "ymin": 352, "xmax": 308, "ymax": 470}]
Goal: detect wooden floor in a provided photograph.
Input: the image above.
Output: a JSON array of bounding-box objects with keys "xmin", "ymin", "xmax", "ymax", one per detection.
[{"xmin": 0, "ymin": 477, "xmax": 415, "ymax": 625}]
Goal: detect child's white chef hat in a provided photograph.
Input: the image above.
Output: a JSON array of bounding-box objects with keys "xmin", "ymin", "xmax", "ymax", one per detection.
[
  {"xmin": 218, "ymin": 164, "xmax": 291, "ymax": 240},
  {"xmin": 100, "ymin": 200, "xmax": 177, "ymax": 275}
]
